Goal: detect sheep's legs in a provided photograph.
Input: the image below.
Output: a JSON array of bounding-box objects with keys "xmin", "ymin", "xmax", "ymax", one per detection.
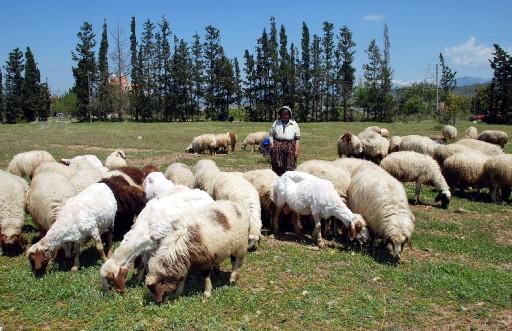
[
  {"xmin": 415, "ymin": 182, "xmax": 422, "ymax": 204},
  {"xmin": 202, "ymin": 268, "xmax": 213, "ymax": 299},
  {"xmin": 105, "ymin": 231, "xmax": 113, "ymax": 258},
  {"xmin": 71, "ymin": 242, "xmax": 80, "ymax": 272},
  {"xmin": 273, "ymin": 206, "xmax": 282, "ymax": 233},
  {"xmin": 92, "ymin": 230, "xmax": 108, "ymax": 262},
  {"xmin": 230, "ymin": 254, "xmax": 244, "ymax": 285},
  {"xmin": 312, "ymin": 214, "xmax": 324, "ymax": 248},
  {"xmin": 489, "ymin": 184, "xmax": 498, "ymax": 202},
  {"xmin": 134, "ymin": 254, "xmax": 149, "ymax": 284},
  {"xmin": 176, "ymin": 275, "xmax": 186, "ymax": 297},
  {"xmin": 292, "ymin": 212, "xmax": 303, "ymax": 238}
]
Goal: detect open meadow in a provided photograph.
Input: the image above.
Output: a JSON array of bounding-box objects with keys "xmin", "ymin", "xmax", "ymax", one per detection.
[{"xmin": 1, "ymin": 120, "xmax": 511, "ymax": 330}]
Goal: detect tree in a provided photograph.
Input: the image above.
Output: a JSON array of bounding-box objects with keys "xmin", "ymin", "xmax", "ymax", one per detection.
[
  {"xmin": 278, "ymin": 25, "xmax": 293, "ymax": 109},
  {"xmin": 158, "ymin": 17, "xmax": 172, "ymax": 121},
  {"xmin": 203, "ymin": 25, "xmax": 223, "ymax": 120},
  {"xmin": 191, "ymin": 33, "xmax": 204, "ymax": 120},
  {"xmin": 243, "ymin": 49, "xmax": 257, "ymax": 120},
  {"xmin": 129, "ymin": 16, "xmax": 142, "ymax": 120},
  {"xmin": 299, "ymin": 22, "xmax": 311, "ymax": 122},
  {"xmin": 139, "ymin": 19, "xmax": 157, "ymax": 121},
  {"xmin": 310, "ymin": 34, "xmax": 322, "ymax": 121},
  {"xmin": 97, "ymin": 19, "xmax": 112, "ymax": 120},
  {"xmin": 0, "ymin": 68, "xmax": 4, "ymax": 122},
  {"xmin": 22, "ymin": 47, "xmax": 41, "ymax": 122},
  {"xmin": 3, "ymin": 48, "xmax": 24, "ymax": 123},
  {"xmin": 336, "ymin": 25, "xmax": 356, "ymax": 121},
  {"xmin": 380, "ymin": 24, "xmax": 393, "ymax": 121},
  {"xmin": 488, "ymin": 44, "xmax": 512, "ymax": 123},
  {"xmin": 110, "ymin": 21, "xmax": 130, "ymax": 120},
  {"xmin": 72, "ymin": 22, "xmax": 97, "ymax": 121},
  {"xmin": 268, "ymin": 17, "xmax": 279, "ymax": 120},
  {"xmin": 233, "ymin": 57, "xmax": 243, "ymax": 110},
  {"xmin": 39, "ymin": 80, "xmax": 51, "ymax": 121},
  {"xmin": 322, "ymin": 21, "xmax": 336, "ymax": 121},
  {"xmin": 361, "ymin": 39, "xmax": 382, "ymax": 120},
  {"xmin": 439, "ymin": 53, "xmax": 457, "ymax": 123}
]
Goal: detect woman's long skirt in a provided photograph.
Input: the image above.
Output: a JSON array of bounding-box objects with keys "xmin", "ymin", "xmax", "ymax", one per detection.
[{"xmin": 271, "ymin": 139, "xmax": 297, "ymax": 176}]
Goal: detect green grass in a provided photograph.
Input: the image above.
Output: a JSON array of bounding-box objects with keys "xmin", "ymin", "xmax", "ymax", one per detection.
[{"xmin": 1, "ymin": 120, "xmax": 512, "ymax": 330}]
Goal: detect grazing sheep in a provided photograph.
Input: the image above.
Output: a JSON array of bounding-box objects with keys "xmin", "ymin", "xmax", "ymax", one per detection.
[
  {"xmin": 433, "ymin": 143, "xmax": 472, "ymax": 164},
  {"xmin": 103, "ymin": 166, "xmax": 146, "ymax": 191},
  {"xmin": 105, "ymin": 149, "xmax": 128, "ymax": 169},
  {"xmin": 348, "ymin": 167, "xmax": 415, "ymax": 262},
  {"xmin": 380, "ymin": 151, "xmax": 451, "ymax": 208},
  {"xmin": 7, "ymin": 150, "xmax": 55, "ymax": 178},
  {"xmin": 455, "ymin": 139, "xmax": 503, "ymax": 157},
  {"xmin": 69, "ymin": 167, "xmax": 104, "ymax": 192},
  {"xmin": 336, "ymin": 133, "xmax": 363, "ymax": 158},
  {"xmin": 442, "ymin": 152, "xmax": 490, "ymax": 193},
  {"xmin": 33, "ymin": 161, "xmax": 77, "ymax": 178},
  {"xmin": 398, "ymin": 135, "xmax": 440, "ymax": 157},
  {"xmin": 241, "ymin": 131, "xmax": 268, "ymax": 152},
  {"xmin": 429, "ymin": 134, "xmax": 447, "ymax": 145},
  {"xmin": 442, "ymin": 125, "xmax": 458, "ymax": 140},
  {"xmin": 359, "ymin": 132, "xmax": 390, "ymax": 164},
  {"xmin": 332, "ymin": 157, "xmax": 380, "ymax": 176},
  {"xmin": 61, "ymin": 154, "xmax": 107, "ymax": 173},
  {"xmin": 0, "ymin": 171, "xmax": 27, "ymax": 254},
  {"xmin": 478, "ymin": 130, "xmax": 508, "ymax": 148},
  {"xmin": 210, "ymin": 172, "xmax": 262, "ymax": 249},
  {"xmin": 271, "ymin": 171, "xmax": 368, "ymax": 247},
  {"xmin": 186, "ymin": 134, "xmax": 217, "ymax": 155},
  {"xmin": 464, "ymin": 127, "xmax": 478, "ymax": 139},
  {"xmin": 483, "ymin": 154, "xmax": 512, "ymax": 202},
  {"xmin": 358, "ymin": 126, "xmax": 389, "ymax": 139},
  {"xmin": 297, "ymin": 160, "xmax": 351, "ymax": 201},
  {"xmin": 164, "ymin": 163, "xmax": 194, "ymax": 188},
  {"xmin": 192, "ymin": 159, "xmax": 221, "ymax": 193},
  {"xmin": 144, "ymin": 172, "xmax": 189, "ymax": 201},
  {"xmin": 243, "ymin": 169, "xmax": 279, "ymax": 226},
  {"xmin": 145, "ymin": 200, "xmax": 249, "ymax": 302},
  {"xmin": 100, "ymin": 188, "xmax": 213, "ymax": 293},
  {"xmin": 215, "ymin": 132, "xmax": 237, "ymax": 153},
  {"xmin": 388, "ymin": 136, "xmax": 402, "ymax": 153}
]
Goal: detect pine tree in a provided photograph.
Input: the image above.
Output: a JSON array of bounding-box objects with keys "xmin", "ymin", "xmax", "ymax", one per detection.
[
  {"xmin": 97, "ymin": 19, "xmax": 111, "ymax": 120},
  {"xmin": 278, "ymin": 25, "xmax": 292, "ymax": 109},
  {"xmin": 22, "ymin": 47, "xmax": 41, "ymax": 122},
  {"xmin": 380, "ymin": 24, "xmax": 393, "ymax": 121},
  {"xmin": 214, "ymin": 55, "xmax": 235, "ymax": 119},
  {"xmin": 72, "ymin": 22, "xmax": 97, "ymax": 121},
  {"xmin": 289, "ymin": 43, "xmax": 299, "ymax": 114},
  {"xmin": 243, "ymin": 49, "xmax": 257, "ymax": 120},
  {"xmin": 159, "ymin": 17, "xmax": 173, "ymax": 121},
  {"xmin": 311, "ymin": 34, "xmax": 322, "ymax": 121},
  {"xmin": 256, "ymin": 28, "xmax": 270, "ymax": 121},
  {"xmin": 300, "ymin": 22, "xmax": 311, "ymax": 122},
  {"xmin": 362, "ymin": 39, "xmax": 382, "ymax": 120},
  {"xmin": 337, "ymin": 25, "xmax": 356, "ymax": 121},
  {"xmin": 39, "ymin": 80, "xmax": 51, "ymax": 121},
  {"xmin": 191, "ymin": 33, "xmax": 204, "ymax": 120},
  {"xmin": 488, "ymin": 44, "xmax": 512, "ymax": 123},
  {"xmin": 322, "ymin": 21, "xmax": 336, "ymax": 121},
  {"xmin": 439, "ymin": 53, "xmax": 457, "ymax": 123},
  {"xmin": 0, "ymin": 68, "xmax": 4, "ymax": 122},
  {"xmin": 3, "ymin": 48, "xmax": 24, "ymax": 123},
  {"xmin": 203, "ymin": 25, "xmax": 223, "ymax": 120},
  {"xmin": 139, "ymin": 19, "xmax": 156, "ymax": 121},
  {"xmin": 233, "ymin": 57, "xmax": 243, "ymax": 110},
  {"xmin": 129, "ymin": 17, "xmax": 141, "ymax": 120},
  {"xmin": 268, "ymin": 17, "xmax": 279, "ymax": 119}
]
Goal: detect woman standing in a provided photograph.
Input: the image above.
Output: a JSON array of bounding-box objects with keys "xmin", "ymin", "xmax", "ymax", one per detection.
[{"xmin": 269, "ymin": 106, "xmax": 301, "ymax": 176}]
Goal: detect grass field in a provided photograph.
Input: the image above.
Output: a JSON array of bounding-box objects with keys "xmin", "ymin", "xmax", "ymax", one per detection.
[{"xmin": 1, "ymin": 120, "xmax": 511, "ymax": 330}]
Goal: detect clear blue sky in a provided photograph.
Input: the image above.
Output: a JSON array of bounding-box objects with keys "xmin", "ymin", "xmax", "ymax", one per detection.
[{"xmin": 1, "ymin": 0, "xmax": 511, "ymax": 94}]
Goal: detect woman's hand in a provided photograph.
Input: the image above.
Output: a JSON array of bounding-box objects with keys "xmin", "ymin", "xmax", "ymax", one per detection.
[{"xmin": 294, "ymin": 140, "xmax": 300, "ymax": 159}]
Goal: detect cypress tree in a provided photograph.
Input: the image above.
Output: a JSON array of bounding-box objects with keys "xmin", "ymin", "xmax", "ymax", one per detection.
[
  {"xmin": 140, "ymin": 19, "xmax": 156, "ymax": 121},
  {"xmin": 97, "ymin": 19, "xmax": 111, "ymax": 120},
  {"xmin": 300, "ymin": 22, "xmax": 311, "ymax": 122},
  {"xmin": 39, "ymin": 80, "xmax": 51, "ymax": 121},
  {"xmin": 268, "ymin": 17, "xmax": 279, "ymax": 119},
  {"xmin": 322, "ymin": 22, "xmax": 336, "ymax": 121},
  {"xmin": 0, "ymin": 68, "xmax": 4, "ymax": 122},
  {"xmin": 488, "ymin": 44, "xmax": 512, "ymax": 123},
  {"xmin": 362, "ymin": 39, "xmax": 382, "ymax": 120},
  {"xmin": 191, "ymin": 33, "xmax": 204, "ymax": 120},
  {"xmin": 233, "ymin": 57, "xmax": 243, "ymax": 111},
  {"xmin": 380, "ymin": 24, "xmax": 393, "ymax": 121},
  {"xmin": 4, "ymin": 48, "xmax": 24, "ymax": 123},
  {"xmin": 311, "ymin": 34, "xmax": 322, "ymax": 121},
  {"xmin": 203, "ymin": 25, "xmax": 223, "ymax": 120},
  {"xmin": 337, "ymin": 25, "xmax": 356, "ymax": 122},
  {"xmin": 159, "ymin": 17, "xmax": 172, "ymax": 121},
  {"xmin": 23, "ymin": 47, "xmax": 41, "ymax": 122},
  {"xmin": 129, "ymin": 17, "xmax": 141, "ymax": 120},
  {"xmin": 243, "ymin": 50, "xmax": 257, "ymax": 120},
  {"xmin": 278, "ymin": 25, "xmax": 292, "ymax": 110},
  {"xmin": 439, "ymin": 53, "xmax": 457, "ymax": 123}
]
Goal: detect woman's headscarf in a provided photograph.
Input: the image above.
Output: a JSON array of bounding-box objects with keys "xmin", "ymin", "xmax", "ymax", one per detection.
[{"xmin": 278, "ymin": 106, "xmax": 293, "ymax": 122}]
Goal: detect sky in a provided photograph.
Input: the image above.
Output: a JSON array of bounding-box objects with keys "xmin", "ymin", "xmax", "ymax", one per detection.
[{"xmin": 0, "ymin": 0, "xmax": 511, "ymax": 94}]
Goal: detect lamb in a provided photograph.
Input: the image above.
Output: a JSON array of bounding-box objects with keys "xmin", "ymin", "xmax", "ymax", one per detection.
[
  {"xmin": 442, "ymin": 125, "xmax": 458, "ymax": 140},
  {"xmin": 243, "ymin": 169, "xmax": 279, "ymax": 226},
  {"xmin": 241, "ymin": 131, "xmax": 268, "ymax": 152},
  {"xmin": 336, "ymin": 133, "xmax": 363, "ymax": 158},
  {"xmin": 332, "ymin": 157, "xmax": 380, "ymax": 176},
  {"xmin": 100, "ymin": 188, "xmax": 213, "ymax": 293},
  {"xmin": 464, "ymin": 126, "xmax": 478, "ymax": 139},
  {"xmin": 297, "ymin": 160, "xmax": 351, "ymax": 201},
  {"xmin": 105, "ymin": 149, "xmax": 128, "ymax": 169},
  {"xmin": 348, "ymin": 167, "xmax": 415, "ymax": 262},
  {"xmin": 455, "ymin": 139, "xmax": 503, "ymax": 156},
  {"xmin": 215, "ymin": 132, "xmax": 237, "ymax": 153},
  {"xmin": 7, "ymin": 150, "xmax": 55, "ymax": 178},
  {"xmin": 478, "ymin": 130, "xmax": 508, "ymax": 148},
  {"xmin": 359, "ymin": 132, "xmax": 390, "ymax": 164},
  {"xmin": 380, "ymin": 151, "xmax": 451, "ymax": 208},
  {"xmin": 144, "ymin": 171, "xmax": 189, "ymax": 201},
  {"xmin": 33, "ymin": 161, "xmax": 77, "ymax": 178},
  {"xmin": 210, "ymin": 171, "xmax": 262, "ymax": 249},
  {"xmin": 483, "ymin": 154, "xmax": 512, "ymax": 202},
  {"xmin": 388, "ymin": 136, "xmax": 402, "ymax": 153},
  {"xmin": 398, "ymin": 135, "xmax": 440, "ymax": 157},
  {"xmin": 145, "ymin": 200, "xmax": 249, "ymax": 302},
  {"xmin": 192, "ymin": 159, "xmax": 221, "ymax": 193},
  {"xmin": 27, "ymin": 176, "xmax": 145, "ymax": 276},
  {"xmin": 271, "ymin": 171, "xmax": 368, "ymax": 247},
  {"xmin": 442, "ymin": 152, "xmax": 490, "ymax": 193},
  {"xmin": 0, "ymin": 171, "xmax": 27, "ymax": 254},
  {"xmin": 186, "ymin": 134, "xmax": 217, "ymax": 155},
  {"xmin": 164, "ymin": 163, "xmax": 194, "ymax": 188}
]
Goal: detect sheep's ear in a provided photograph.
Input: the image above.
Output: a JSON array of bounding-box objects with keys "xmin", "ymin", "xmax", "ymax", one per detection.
[
  {"xmin": 106, "ymin": 271, "xmax": 115, "ymax": 283},
  {"xmin": 118, "ymin": 266, "xmax": 129, "ymax": 281},
  {"xmin": 342, "ymin": 133, "xmax": 351, "ymax": 142},
  {"xmin": 348, "ymin": 223, "xmax": 356, "ymax": 241}
]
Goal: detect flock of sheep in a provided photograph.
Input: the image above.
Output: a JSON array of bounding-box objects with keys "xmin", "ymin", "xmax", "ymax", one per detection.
[{"xmin": 0, "ymin": 124, "xmax": 510, "ymax": 303}]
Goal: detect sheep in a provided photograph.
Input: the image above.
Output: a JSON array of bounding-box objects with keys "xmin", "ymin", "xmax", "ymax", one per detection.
[
  {"xmin": 297, "ymin": 160, "xmax": 351, "ymax": 201},
  {"xmin": 242, "ymin": 169, "xmax": 279, "ymax": 227},
  {"xmin": 442, "ymin": 152, "xmax": 490, "ymax": 194},
  {"xmin": 69, "ymin": 167, "xmax": 104, "ymax": 193},
  {"xmin": 144, "ymin": 172, "xmax": 189, "ymax": 201},
  {"xmin": 210, "ymin": 171, "xmax": 262, "ymax": 250},
  {"xmin": 429, "ymin": 134, "xmax": 447, "ymax": 145},
  {"xmin": 455, "ymin": 139, "xmax": 503, "ymax": 157},
  {"xmin": 271, "ymin": 171, "xmax": 368, "ymax": 247},
  {"xmin": 478, "ymin": 130, "xmax": 508, "ymax": 148},
  {"xmin": 483, "ymin": 154, "xmax": 512, "ymax": 202},
  {"xmin": 388, "ymin": 136, "xmax": 402, "ymax": 153},
  {"xmin": 332, "ymin": 157, "xmax": 380, "ymax": 176},
  {"xmin": 105, "ymin": 149, "xmax": 128, "ymax": 169},
  {"xmin": 103, "ymin": 166, "xmax": 147, "ymax": 191},
  {"xmin": 348, "ymin": 167, "xmax": 415, "ymax": 263},
  {"xmin": 433, "ymin": 143, "xmax": 473, "ymax": 164},
  {"xmin": 215, "ymin": 132, "xmax": 237, "ymax": 153},
  {"xmin": 442, "ymin": 125, "xmax": 458, "ymax": 140},
  {"xmin": 464, "ymin": 126, "xmax": 478, "ymax": 139},
  {"xmin": 61, "ymin": 154, "xmax": 107, "ymax": 173},
  {"xmin": 33, "ymin": 161, "xmax": 77, "ymax": 178},
  {"xmin": 359, "ymin": 132, "xmax": 390, "ymax": 164},
  {"xmin": 7, "ymin": 150, "xmax": 55, "ymax": 178},
  {"xmin": 27, "ymin": 176, "xmax": 145, "ymax": 276},
  {"xmin": 336, "ymin": 133, "xmax": 363, "ymax": 158},
  {"xmin": 0, "ymin": 171, "xmax": 27, "ymax": 254},
  {"xmin": 380, "ymin": 151, "xmax": 451, "ymax": 208},
  {"xmin": 192, "ymin": 159, "xmax": 221, "ymax": 193},
  {"xmin": 100, "ymin": 188, "xmax": 213, "ymax": 293},
  {"xmin": 358, "ymin": 126, "xmax": 389, "ymax": 139},
  {"xmin": 164, "ymin": 163, "xmax": 194, "ymax": 188},
  {"xmin": 398, "ymin": 135, "xmax": 440, "ymax": 157},
  {"xmin": 145, "ymin": 200, "xmax": 249, "ymax": 302},
  {"xmin": 186, "ymin": 134, "xmax": 217, "ymax": 155},
  {"xmin": 241, "ymin": 131, "xmax": 268, "ymax": 152}
]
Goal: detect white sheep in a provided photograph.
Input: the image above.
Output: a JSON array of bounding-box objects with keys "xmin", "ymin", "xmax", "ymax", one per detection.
[
  {"xmin": 0, "ymin": 171, "xmax": 27, "ymax": 254},
  {"xmin": 455, "ymin": 139, "xmax": 503, "ymax": 157},
  {"xmin": 388, "ymin": 136, "xmax": 402, "ymax": 153},
  {"xmin": 145, "ymin": 200, "xmax": 249, "ymax": 302},
  {"xmin": 348, "ymin": 167, "xmax": 415, "ymax": 262},
  {"xmin": 442, "ymin": 152, "xmax": 490, "ymax": 193},
  {"xmin": 241, "ymin": 131, "xmax": 268, "ymax": 151},
  {"xmin": 331, "ymin": 157, "xmax": 380, "ymax": 176},
  {"xmin": 105, "ymin": 149, "xmax": 128, "ymax": 169},
  {"xmin": 358, "ymin": 126, "xmax": 389, "ymax": 139},
  {"xmin": 359, "ymin": 132, "xmax": 390, "ymax": 164},
  {"xmin": 483, "ymin": 154, "xmax": 512, "ymax": 202},
  {"xmin": 398, "ymin": 135, "xmax": 440, "ymax": 157},
  {"xmin": 336, "ymin": 133, "xmax": 363, "ymax": 158},
  {"xmin": 186, "ymin": 134, "xmax": 217, "ymax": 155},
  {"xmin": 100, "ymin": 188, "xmax": 213, "ymax": 293},
  {"xmin": 243, "ymin": 169, "xmax": 279, "ymax": 226},
  {"xmin": 144, "ymin": 171, "xmax": 189, "ymax": 201},
  {"xmin": 7, "ymin": 150, "xmax": 55, "ymax": 178},
  {"xmin": 380, "ymin": 151, "xmax": 451, "ymax": 208},
  {"xmin": 192, "ymin": 159, "xmax": 221, "ymax": 193},
  {"xmin": 271, "ymin": 171, "xmax": 368, "ymax": 247},
  {"xmin": 61, "ymin": 154, "xmax": 107, "ymax": 173},
  {"xmin": 70, "ymin": 167, "xmax": 104, "ymax": 192},
  {"xmin": 297, "ymin": 160, "xmax": 352, "ymax": 201},
  {"xmin": 210, "ymin": 171, "xmax": 262, "ymax": 250},
  {"xmin": 464, "ymin": 127, "xmax": 478, "ymax": 139},
  {"xmin": 33, "ymin": 161, "xmax": 77, "ymax": 178},
  {"xmin": 442, "ymin": 125, "xmax": 458, "ymax": 140},
  {"xmin": 164, "ymin": 163, "xmax": 194, "ymax": 188},
  {"xmin": 215, "ymin": 132, "xmax": 237, "ymax": 153},
  {"xmin": 478, "ymin": 130, "xmax": 508, "ymax": 148},
  {"xmin": 433, "ymin": 143, "xmax": 472, "ymax": 164}
]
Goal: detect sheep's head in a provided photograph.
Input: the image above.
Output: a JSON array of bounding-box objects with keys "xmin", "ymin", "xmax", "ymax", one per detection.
[
  {"xmin": 185, "ymin": 143, "xmax": 194, "ymax": 153},
  {"xmin": 241, "ymin": 143, "xmax": 247, "ymax": 150},
  {"xmin": 115, "ymin": 150, "xmax": 127, "ymax": 159},
  {"xmin": 348, "ymin": 214, "xmax": 370, "ymax": 245},
  {"xmin": 144, "ymin": 172, "xmax": 173, "ymax": 201},
  {"xmin": 385, "ymin": 234, "xmax": 412, "ymax": 264},
  {"xmin": 146, "ymin": 274, "xmax": 179, "ymax": 303},
  {"xmin": 27, "ymin": 245, "xmax": 55, "ymax": 277},
  {"xmin": 101, "ymin": 265, "xmax": 129, "ymax": 293},
  {"xmin": 380, "ymin": 128, "xmax": 390, "ymax": 138},
  {"xmin": 0, "ymin": 230, "xmax": 26, "ymax": 256},
  {"xmin": 342, "ymin": 133, "xmax": 363, "ymax": 155},
  {"xmin": 435, "ymin": 190, "xmax": 451, "ymax": 209},
  {"xmin": 142, "ymin": 165, "xmax": 159, "ymax": 178}
]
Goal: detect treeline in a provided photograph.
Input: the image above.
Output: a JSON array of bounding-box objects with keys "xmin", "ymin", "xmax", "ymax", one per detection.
[{"xmin": 0, "ymin": 48, "xmax": 51, "ymax": 123}]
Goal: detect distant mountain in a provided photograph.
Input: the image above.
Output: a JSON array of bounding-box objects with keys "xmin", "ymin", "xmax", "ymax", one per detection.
[{"xmin": 456, "ymin": 76, "xmax": 490, "ymax": 86}]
